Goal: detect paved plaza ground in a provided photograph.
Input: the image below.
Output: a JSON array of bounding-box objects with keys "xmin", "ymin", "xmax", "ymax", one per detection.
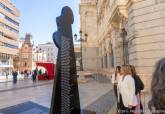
[
  {"xmin": 0, "ymin": 78, "xmax": 151, "ymax": 114},
  {"xmin": 0, "ymin": 79, "xmax": 115, "ymax": 114}
]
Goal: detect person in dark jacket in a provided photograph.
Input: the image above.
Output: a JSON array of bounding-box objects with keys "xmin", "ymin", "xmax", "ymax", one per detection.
[
  {"xmin": 43, "ymin": 70, "xmax": 49, "ymax": 80},
  {"xmin": 130, "ymin": 65, "xmax": 144, "ymax": 114},
  {"xmin": 32, "ymin": 67, "xmax": 38, "ymax": 82},
  {"xmin": 12, "ymin": 69, "xmax": 18, "ymax": 84}
]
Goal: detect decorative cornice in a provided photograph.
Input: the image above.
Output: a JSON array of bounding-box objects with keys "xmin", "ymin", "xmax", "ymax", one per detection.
[
  {"xmin": 126, "ymin": 0, "xmax": 144, "ymax": 8},
  {"xmin": 79, "ymin": 0, "xmax": 97, "ymax": 15},
  {"xmin": 80, "ymin": 0, "xmax": 97, "ymax": 5},
  {"xmin": 118, "ymin": 6, "xmax": 128, "ymax": 19}
]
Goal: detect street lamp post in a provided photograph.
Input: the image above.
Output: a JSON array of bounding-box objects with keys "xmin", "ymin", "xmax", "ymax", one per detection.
[{"xmin": 74, "ymin": 30, "xmax": 88, "ymax": 71}]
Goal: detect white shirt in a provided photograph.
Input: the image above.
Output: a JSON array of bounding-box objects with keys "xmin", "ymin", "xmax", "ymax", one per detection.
[
  {"xmin": 118, "ymin": 75, "xmax": 138, "ymax": 107},
  {"xmin": 111, "ymin": 73, "xmax": 120, "ymax": 84}
]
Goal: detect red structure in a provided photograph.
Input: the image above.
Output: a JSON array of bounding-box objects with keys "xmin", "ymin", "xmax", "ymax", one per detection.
[{"xmin": 36, "ymin": 62, "xmax": 55, "ymax": 80}]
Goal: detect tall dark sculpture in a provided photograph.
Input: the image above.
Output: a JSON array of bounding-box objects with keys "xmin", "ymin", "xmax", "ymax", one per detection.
[{"xmin": 50, "ymin": 6, "xmax": 80, "ymax": 114}]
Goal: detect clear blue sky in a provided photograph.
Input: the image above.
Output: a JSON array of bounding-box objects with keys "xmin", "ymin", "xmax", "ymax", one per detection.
[{"xmin": 11, "ymin": 0, "xmax": 80, "ymax": 44}]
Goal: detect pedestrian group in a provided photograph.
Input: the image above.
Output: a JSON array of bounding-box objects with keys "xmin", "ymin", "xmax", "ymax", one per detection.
[
  {"xmin": 112, "ymin": 58, "xmax": 165, "ymax": 114},
  {"xmin": 11, "ymin": 67, "xmax": 38, "ymax": 83},
  {"xmin": 112, "ymin": 65, "xmax": 144, "ymax": 114}
]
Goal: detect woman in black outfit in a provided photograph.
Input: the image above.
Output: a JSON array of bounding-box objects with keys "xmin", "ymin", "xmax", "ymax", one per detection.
[{"xmin": 130, "ymin": 65, "xmax": 144, "ymax": 114}]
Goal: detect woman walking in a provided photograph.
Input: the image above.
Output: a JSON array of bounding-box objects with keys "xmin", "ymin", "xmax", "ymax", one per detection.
[
  {"xmin": 130, "ymin": 65, "xmax": 144, "ymax": 114},
  {"xmin": 118, "ymin": 65, "xmax": 137, "ymax": 114},
  {"xmin": 148, "ymin": 58, "xmax": 165, "ymax": 114}
]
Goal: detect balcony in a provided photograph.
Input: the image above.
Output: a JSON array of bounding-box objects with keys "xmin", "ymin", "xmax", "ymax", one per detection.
[
  {"xmin": 0, "ymin": 36, "xmax": 18, "ymax": 47},
  {"xmin": 0, "ymin": 16, "xmax": 19, "ymax": 31},
  {"xmin": 0, "ymin": 45, "xmax": 18, "ymax": 55},
  {"xmin": 2, "ymin": 27, "xmax": 19, "ymax": 40},
  {"xmin": 1, "ymin": 0, "xmax": 20, "ymax": 17},
  {"xmin": 0, "ymin": 7, "xmax": 19, "ymax": 24}
]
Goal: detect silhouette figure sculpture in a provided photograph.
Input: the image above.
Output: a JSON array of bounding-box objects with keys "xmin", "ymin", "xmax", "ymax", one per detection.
[{"xmin": 50, "ymin": 6, "xmax": 80, "ymax": 114}]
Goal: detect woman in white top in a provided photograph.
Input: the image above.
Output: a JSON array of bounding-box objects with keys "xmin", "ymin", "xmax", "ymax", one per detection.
[
  {"xmin": 118, "ymin": 65, "xmax": 138, "ymax": 114},
  {"xmin": 111, "ymin": 66, "xmax": 121, "ymax": 99}
]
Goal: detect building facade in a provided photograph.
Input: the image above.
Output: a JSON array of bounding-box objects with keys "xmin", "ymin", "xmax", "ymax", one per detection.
[
  {"xmin": 37, "ymin": 42, "xmax": 57, "ymax": 64},
  {"xmin": 32, "ymin": 45, "xmax": 47, "ymax": 69},
  {"xmin": 80, "ymin": 0, "xmax": 165, "ymax": 89},
  {"xmin": 79, "ymin": 0, "xmax": 98, "ymax": 72},
  {"xmin": 19, "ymin": 34, "xmax": 33, "ymax": 72},
  {"xmin": 0, "ymin": 0, "xmax": 20, "ymax": 75}
]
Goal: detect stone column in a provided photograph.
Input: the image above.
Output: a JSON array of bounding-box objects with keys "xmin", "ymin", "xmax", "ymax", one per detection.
[{"xmin": 111, "ymin": 28, "xmax": 118, "ymax": 66}]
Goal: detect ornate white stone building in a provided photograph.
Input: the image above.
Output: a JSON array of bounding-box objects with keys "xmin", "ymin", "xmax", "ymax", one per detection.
[
  {"xmin": 79, "ymin": 0, "xmax": 165, "ymax": 89},
  {"xmin": 37, "ymin": 42, "xmax": 58, "ymax": 64}
]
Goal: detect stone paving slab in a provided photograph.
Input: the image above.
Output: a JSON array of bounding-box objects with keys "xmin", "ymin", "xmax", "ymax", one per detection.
[
  {"xmin": 0, "ymin": 101, "xmax": 49, "ymax": 114},
  {"xmin": 0, "ymin": 80, "xmax": 53, "ymax": 92},
  {"xmin": 107, "ymin": 103, "xmax": 117, "ymax": 114},
  {"xmin": 79, "ymin": 80, "xmax": 112, "ymax": 109},
  {"xmin": 85, "ymin": 90, "xmax": 116, "ymax": 114}
]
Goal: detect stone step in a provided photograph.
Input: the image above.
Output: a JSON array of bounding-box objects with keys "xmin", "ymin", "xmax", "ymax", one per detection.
[{"xmin": 84, "ymin": 90, "xmax": 116, "ymax": 114}]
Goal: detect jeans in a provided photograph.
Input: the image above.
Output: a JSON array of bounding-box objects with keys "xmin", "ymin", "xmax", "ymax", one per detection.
[{"xmin": 119, "ymin": 95, "xmax": 135, "ymax": 114}]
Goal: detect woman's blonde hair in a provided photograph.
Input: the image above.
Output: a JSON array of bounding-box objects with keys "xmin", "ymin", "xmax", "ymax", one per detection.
[{"xmin": 122, "ymin": 65, "xmax": 132, "ymax": 76}]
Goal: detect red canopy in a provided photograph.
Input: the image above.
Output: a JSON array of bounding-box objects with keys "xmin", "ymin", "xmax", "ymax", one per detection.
[{"xmin": 36, "ymin": 62, "xmax": 55, "ymax": 80}]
